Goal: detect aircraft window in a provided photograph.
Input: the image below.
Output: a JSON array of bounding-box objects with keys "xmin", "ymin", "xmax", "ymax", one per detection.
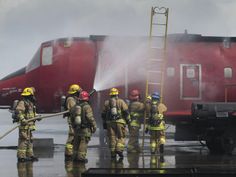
[
  {"xmin": 167, "ymin": 67, "xmax": 175, "ymax": 77},
  {"xmin": 186, "ymin": 68, "xmax": 195, "ymax": 78},
  {"xmin": 26, "ymin": 48, "xmax": 40, "ymax": 73},
  {"xmin": 224, "ymin": 67, "xmax": 232, "ymax": 78},
  {"xmin": 42, "ymin": 46, "xmax": 53, "ymax": 66}
]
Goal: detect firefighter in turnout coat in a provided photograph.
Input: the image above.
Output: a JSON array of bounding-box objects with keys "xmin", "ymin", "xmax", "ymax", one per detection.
[
  {"xmin": 146, "ymin": 92, "xmax": 167, "ymax": 154},
  {"xmin": 64, "ymin": 84, "xmax": 82, "ymax": 161},
  {"xmin": 127, "ymin": 89, "xmax": 145, "ymax": 153},
  {"xmin": 72, "ymin": 91, "xmax": 97, "ymax": 163},
  {"xmin": 101, "ymin": 88, "xmax": 131, "ymax": 160},
  {"xmin": 16, "ymin": 87, "xmax": 38, "ymax": 162}
]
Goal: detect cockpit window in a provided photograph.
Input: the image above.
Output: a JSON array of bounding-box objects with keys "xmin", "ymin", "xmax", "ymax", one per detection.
[
  {"xmin": 26, "ymin": 47, "xmax": 40, "ymax": 73},
  {"xmin": 42, "ymin": 46, "xmax": 53, "ymax": 66}
]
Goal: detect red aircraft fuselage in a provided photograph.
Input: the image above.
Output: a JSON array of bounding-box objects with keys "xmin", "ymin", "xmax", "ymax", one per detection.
[
  {"xmin": 0, "ymin": 34, "xmax": 236, "ymax": 116},
  {"xmin": 3, "ymin": 34, "xmax": 236, "ymax": 152}
]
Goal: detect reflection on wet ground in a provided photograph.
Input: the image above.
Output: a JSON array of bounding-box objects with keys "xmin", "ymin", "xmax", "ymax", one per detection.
[
  {"xmin": 2, "ymin": 139, "xmax": 236, "ymax": 177},
  {"xmin": 1, "ymin": 110, "xmax": 236, "ymax": 176}
]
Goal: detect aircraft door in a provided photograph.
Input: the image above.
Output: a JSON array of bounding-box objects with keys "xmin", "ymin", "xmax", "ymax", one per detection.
[
  {"xmin": 38, "ymin": 43, "xmax": 68, "ymax": 112},
  {"xmin": 180, "ymin": 64, "xmax": 202, "ymax": 100}
]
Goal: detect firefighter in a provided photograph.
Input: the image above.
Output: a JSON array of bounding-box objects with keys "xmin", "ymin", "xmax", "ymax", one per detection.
[
  {"xmin": 127, "ymin": 89, "xmax": 145, "ymax": 153},
  {"xmin": 64, "ymin": 84, "xmax": 82, "ymax": 161},
  {"xmin": 101, "ymin": 88, "xmax": 131, "ymax": 160},
  {"xmin": 145, "ymin": 92, "xmax": 167, "ymax": 154},
  {"xmin": 16, "ymin": 87, "xmax": 38, "ymax": 162},
  {"xmin": 72, "ymin": 91, "xmax": 97, "ymax": 163}
]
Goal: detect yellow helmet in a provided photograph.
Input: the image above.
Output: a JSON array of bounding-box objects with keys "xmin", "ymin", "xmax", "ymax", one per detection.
[
  {"xmin": 21, "ymin": 87, "xmax": 34, "ymax": 96},
  {"xmin": 109, "ymin": 88, "xmax": 119, "ymax": 96},
  {"xmin": 68, "ymin": 84, "xmax": 81, "ymax": 94},
  {"xmin": 146, "ymin": 95, "xmax": 151, "ymax": 100}
]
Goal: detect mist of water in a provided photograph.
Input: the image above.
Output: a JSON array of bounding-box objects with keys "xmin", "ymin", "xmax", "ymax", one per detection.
[{"xmin": 93, "ymin": 37, "xmax": 149, "ymax": 92}]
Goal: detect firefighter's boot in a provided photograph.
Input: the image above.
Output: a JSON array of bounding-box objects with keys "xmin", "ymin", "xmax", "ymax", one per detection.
[
  {"xmin": 160, "ymin": 155, "xmax": 165, "ymax": 164},
  {"xmin": 159, "ymin": 144, "xmax": 164, "ymax": 154},
  {"xmin": 111, "ymin": 151, "xmax": 116, "ymax": 159},
  {"xmin": 28, "ymin": 156, "xmax": 38, "ymax": 162},
  {"xmin": 116, "ymin": 151, "xmax": 124, "ymax": 159},
  {"xmin": 76, "ymin": 158, "xmax": 88, "ymax": 164},
  {"xmin": 18, "ymin": 158, "xmax": 27, "ymax": 162}
]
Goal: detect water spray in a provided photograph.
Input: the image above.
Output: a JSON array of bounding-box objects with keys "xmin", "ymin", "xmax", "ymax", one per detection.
[{"xmin": 93, "ymin": 37, "xmax": 149, "ymax": 92}]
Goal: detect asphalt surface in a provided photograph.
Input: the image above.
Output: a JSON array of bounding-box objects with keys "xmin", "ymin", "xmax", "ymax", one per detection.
[{"xmin": 0, "ymin": 109, "xmax": 236, "ymax": 177}]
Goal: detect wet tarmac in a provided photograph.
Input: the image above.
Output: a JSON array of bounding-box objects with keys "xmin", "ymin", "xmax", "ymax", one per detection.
[{"xmin": 1, "ymin": 110, "xmax": 236, "ymax": 177}]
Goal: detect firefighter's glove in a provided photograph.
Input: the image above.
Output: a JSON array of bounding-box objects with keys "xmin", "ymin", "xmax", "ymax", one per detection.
[
  {"xmin": 37, "ymin": 118, "xmax": 42, "ymax": 121},
  {"xmin": 157, "ymin": 113, "xmax": 164, "ymax": 119},
  {"xmin": 123, "ymin": 110, "xmax": 130, "ymax": 124},
  {"xmin": 21, "ymin": 119, "xmax": 28, "ymax": 126},
  {"xmin": 36, "ymin": 115, "xmax": 42, "ymax": 121},
  {"xmin": 103, "ymin": 122, "xmax": 107, "ymax": 130},
  {"xmin": 156, "ymin": 119, "xmax": 162, "ymax": 125},
  {"xmin": 12, "ymin": 118, "xmax": 17, "ymax": 124},
  {"xmin": 69, "ymin": 126, "xmax": 74, "ymax": 135},
  {"xmin": 126, "ymin": 117, "xmax": 131, "ymax": 125},
  {"xmin": 91, "ymin": 126, "xmax": 97, "ymax": 134}
]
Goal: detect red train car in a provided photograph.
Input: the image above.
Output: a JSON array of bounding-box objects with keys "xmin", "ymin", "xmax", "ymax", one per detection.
[{"xmin": 1, "ymin": 33, "xmax": 236, "ymax": 153}]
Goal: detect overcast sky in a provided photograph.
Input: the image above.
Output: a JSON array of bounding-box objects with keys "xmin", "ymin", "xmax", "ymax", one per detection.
[{"xmin": 0, "ymin": 0, "xmax": 236, "ymax": 78}]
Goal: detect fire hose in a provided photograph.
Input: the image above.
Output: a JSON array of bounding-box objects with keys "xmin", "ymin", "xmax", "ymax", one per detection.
[
  {"xmin": 0, "ymin": 88, "xmax": 97, "ymax": 141},
  {"xmin": 0, "ymin": 110, "xmax": 69, "ymax": 140}
]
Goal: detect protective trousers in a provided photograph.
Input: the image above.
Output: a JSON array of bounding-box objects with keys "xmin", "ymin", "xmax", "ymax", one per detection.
[
  {"xmin": 65, "ymin": 126, "xmax": 74, "ymax": 157},
  {"xmin": 17, "ymin": 129, "xmax": 34, "ymax": 159},
  {"xmin": 73, "ymin": 128, "xmax": 91, "ymax": 161},
  {"xmin": 149, "ymin": 130, "xmax": 165, "ymax": 153},
  {"xmin": 127, "ymin": 126, "xmax": 140, "ymax": 152},
  {"xmin": 107, "ymin": 122, "xmax": 126, "ymax": 156}
]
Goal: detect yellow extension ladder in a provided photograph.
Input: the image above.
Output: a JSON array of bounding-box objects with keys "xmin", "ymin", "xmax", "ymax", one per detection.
[
  {"xmin": 142, "ymin": 6, "xmax": 169, "ymax": 151},
  {"xmin": 145, "ymin": 6, "xmax": 169, "ymax": 102}
]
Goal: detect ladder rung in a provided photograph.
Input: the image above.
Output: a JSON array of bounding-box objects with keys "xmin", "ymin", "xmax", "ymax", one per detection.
[
  {"xmin": 151, "ymin": 35, "xmax": 164, "ymax": 38},
  {"xmin": 149, "ymin": 58, "xmax": 163, "ymax": 62},
  {"xmin": 155, "ymin": 12, "xmax": 167, "ymax": 15},
  {"xmin": 151, "ymin": 46, "xmax": 164, "ymax": 49},
  {"xmin": 152, "ymin": 23, "xmax": 166, "ymax": 26},
  {"xmin": 150, "ymin": 45, "xmax": 164, "ymax": 50},
  {"xmin": 147, "ymin": 70, "xmax": 162, "ymax": 73},
  {"xmin": 148, "ymin": 82, "xmax": 161, "ymax": 85}
]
